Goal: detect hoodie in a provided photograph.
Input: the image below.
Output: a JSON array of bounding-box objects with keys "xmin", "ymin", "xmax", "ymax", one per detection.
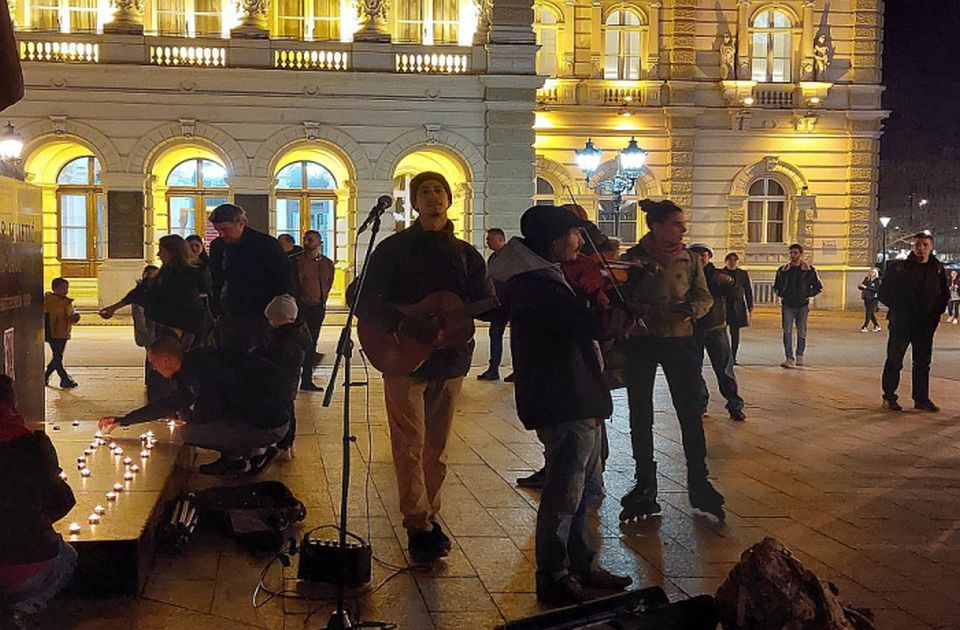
[
  {"xmin": 43, "ymin": 292, "xmax": 78, "ymax": 340},
  {"xmin": 489, "ymin": 238, "xmax": 615, "ymax": 430}
]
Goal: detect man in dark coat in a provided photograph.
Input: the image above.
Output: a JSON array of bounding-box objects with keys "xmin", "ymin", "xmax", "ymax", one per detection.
[
  {"xmin": 878, "ymin": 232, "xmax": 950, "ymax": 412},
  {"xmin": 489, "ymin": 205, "xmax": 632, "ymax": 607},
  {"xmin": 718, "ymin": 252, "xmax": 753, "ymax": 365},
  {"xmin": 99, "ymin": 337, "xmax": 292, "ymax": 476},
  {"xmin": 208, "ymin": 204, "xmax": 292, "ymax": 351},
  {"xmin": 477, "ymin": 227, "xmax": 509, "ymax": 382},
  {"xmin": 773, "ymin": 243, "xmax": 823, "ymax": 368}
]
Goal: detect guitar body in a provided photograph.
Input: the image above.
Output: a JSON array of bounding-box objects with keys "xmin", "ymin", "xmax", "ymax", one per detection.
[{"xmin": 358, "ymin": 291, "xmax": 477, "ymax": 377}]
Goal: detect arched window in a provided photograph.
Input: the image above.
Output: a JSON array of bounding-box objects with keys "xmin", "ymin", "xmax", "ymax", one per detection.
[
  {"xmin": 604, "ymin": 10, "xmax": 642, "ymax": 80},
  {"xmin": 30, "ymin": 0, "xmax": 97, "ymax": 32},
  {"xmin": 57, "ymin": 156, "xmax": 104, "ymax": 277},
  {"xmin": 275, "ymin": 0, "xmax": 340, "ymax": 40},
  {"xmin": 534, "ymin": 4, "xmax": 560, "ymax": 78},
  {"xmin": 275, "ymin": 161, "xmax": 337, "ymax": 260},
  {"xmin": 395, "ymin": 0, "xmax": 458, "ymax": 44},
  {"xmin": 533, "ymin": 177, "xmax": 558, "ymax": 206},
  {"xmin": 166, "ymin": 158, "xmax": 229, "ymax": 240},
  {"xmin": 153, "ymin": 0, "xmax": 221, "ymax": 37},
  {"xmin": 747, "ymin": 178, "xmax": 786, "ymax": 243},
  {"xmin": 751, "ymin": 8, "xmax": 793, "ymax": 83}
]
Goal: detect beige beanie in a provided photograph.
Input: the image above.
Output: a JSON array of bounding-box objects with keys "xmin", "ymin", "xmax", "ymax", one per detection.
[{"xmin": 265, "ymin": 294, "xmax": 298, "ymax": 327}]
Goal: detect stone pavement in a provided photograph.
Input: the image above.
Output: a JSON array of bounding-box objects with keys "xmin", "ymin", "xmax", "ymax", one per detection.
[{"xmin": 33, "ymin": 313, "xmax": 960, "ymax": 629}]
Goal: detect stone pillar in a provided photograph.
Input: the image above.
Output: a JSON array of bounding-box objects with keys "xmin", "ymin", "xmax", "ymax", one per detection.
[
  {"xmin": 98, "ymin": 172, "xmax": 147, "ymax": 309},
  {"xmin": 851, "ymin": 0, "xmax": 882, "ymax": 84},
  {"xmin": 665, "ymin": 112, "xmax": 695, "ymax": 233},
  {"xmin": 662, "ymin": 0, "xmax": 697, "ymax": 79},
  {"xmin": 736, "ymin": 0, "xmax": 751, "ymax": 80},
  {"xmin": 799, "ymin": 0, "xmax": 816, "ymax": 81},
  {"xmin": 231, "ymin": 0, "xmax": 269, "ymax": 39},
  {"xmin": 473, "ymin": 0, "xmax": 492, "ymax": 45},
  {"xmin": 569, "ymin": 0, "xmax": 594, "ymax": 78},
  {"xmin": 103, "ymin": 0, "xmax": 144, "ymax": 35},
  {"xmin": 353, "ymin": 0, "xmax": 391, "ymax": 43}
]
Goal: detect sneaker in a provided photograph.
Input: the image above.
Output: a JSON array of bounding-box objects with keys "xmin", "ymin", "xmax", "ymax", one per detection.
[
  {"xmin": 199, "ymin": 456, "xmax": 250, "ymax": 476},
  {"xmin": 795, "ymin": 356, "xmax": 804, "ymax": 367},
  {"xmin": 914, "ymin": 400, "xmax": 940, "ymax": 412},
  {"xmin": 688, "ymin": 477, "xmax": 726, "ymax": 522},
  {"xmin": 536, "ymin": 574, "xmax": 584, "ymax": 606},
  {"xmin": 60, "ymin": 378, "xmax": 78, "ymax": 389},
  {"xmin": 476, "ymin": 369, "xmax": 500, "ymax": 381},
  {"xmin": 780, "ymin": 358, "xmax": 796, "ymax": 369},
  {"xmin": 429, "ymin": 522, "xmax": 452, "ymax": 556},
  {"xmin": 408, "ymin": 523, "xmax": 451, "ymax": 562},
  {"xmin": 516, "ymin": 467, "xmax": 546, "ymax": 489},
  {"xmin": 503, "ymin": 373, "xmax": 516, "ymax": 383},
  {"xmin": 729, "ymin": 408, "xmax": 747, "ymax": 422},
  {"xmin": 882, "ymin": 398, "xmax": 903, "ymax": 412},
  {"xmin": 577, "ymin": 568, "xmax": 633, "ymax": 591},
  {"xmin": 246, "ymin": 446, "xmax": 279, "ymax": 476},
  {"xmin": 300, "ymin": 380, "xmax": 323, "ymax": 392},
  {"xmin": 873, "ymin": 325, "xmax": 883, "ymax": 332},
  {"xmin": 860, "ymin": 326, "xmax": 868, "ymax": 333}
]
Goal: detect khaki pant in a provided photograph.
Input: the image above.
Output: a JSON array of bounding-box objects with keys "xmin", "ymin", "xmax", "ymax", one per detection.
[{"xmin": 383, "ymin": 375, "xmax": 463, "ymax": 532}]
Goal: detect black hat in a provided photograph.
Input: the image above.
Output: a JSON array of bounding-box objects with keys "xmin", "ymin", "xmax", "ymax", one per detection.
[
  {"xmin": 521, "ymin": 205, "xmax": 590, "ymax": 251},
  {"xmin": 409, "ymin": 171, "xmax": 453, "ymax": 202},
  {"xmin": 689, "ymin": 243, "xmax": 713, "ymax": 256}
]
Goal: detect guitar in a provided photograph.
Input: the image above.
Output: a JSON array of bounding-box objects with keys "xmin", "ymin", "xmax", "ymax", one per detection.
[{"xmin": 358, "ymin": 291, "xmax": 498, "ymax": 377}]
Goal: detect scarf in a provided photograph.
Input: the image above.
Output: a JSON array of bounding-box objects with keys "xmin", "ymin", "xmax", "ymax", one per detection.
[
  {"xmin": 0, "ymin": 407, "xmax": 30, "ymax": 443},
  {"xmin": 639, "ymin": 233, "xmax": 686, "ymax": 268}
]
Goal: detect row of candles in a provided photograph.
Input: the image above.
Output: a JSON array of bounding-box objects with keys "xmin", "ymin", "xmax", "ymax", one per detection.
[{"xmin": 63, "ymin": 430, "xmax": 158, "ymax": 537}]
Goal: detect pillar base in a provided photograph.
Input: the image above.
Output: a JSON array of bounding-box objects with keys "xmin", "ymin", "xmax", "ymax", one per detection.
[
  {"xmin": 103, "ymin": 19, "xmax": 144, "ymax": 35},
  {"xmin": 353, "ymin": 24, "xmax": 391, "ymax": 43},
  {"xmin": 230, "ymin": 24, "xmax": 269, "ymax": 39}
]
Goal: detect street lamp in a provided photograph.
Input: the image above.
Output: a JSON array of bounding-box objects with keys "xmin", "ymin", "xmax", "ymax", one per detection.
[
  {"xmin": 0, "ymin": 122, "xmax": 23, "ymax": 162},
  {"xmin": 879, "ymin": 216, "xmax": 891, "ymax": 272},
  {"xmin": 575, "ymin": 137, "xmax": 648, "ymax": 237}
]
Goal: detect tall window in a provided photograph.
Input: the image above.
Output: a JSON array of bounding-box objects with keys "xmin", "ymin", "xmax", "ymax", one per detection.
[
  {"xmin": 751, "ymin": 9, "xmax": 793, "ymax": 83},
  {"xmin": 153, "ymin": 0, "xmax": 221, "ymax": 36},
  {"xmin": 392, "ymin": 174, "xmax": 416, "ymax": 229},
  {"xmin": 275, "ymin": 0, "xmax": 340, "ymax": 40},
  {"xmin": 747, "ymin": 178, "xmax": 786, "ymax": 243},
  {"xmin": 30, "ymin": 0, "xmax": 97, "ymax": 32},
  {"xmin": 275, "ymin": 161, "xmax": 337, "ymax": 260},
  {"xmin": 604, "ymin": 10, "xmax": 642, "ymax": 80},
  {"xmin": 166, "ymin": 159, "xmax": 229, "ymax": 240},
  {"xmin": 534, "ymin": 177, "xmax": 558, "ymax": 206},
  {"xmin": 534, "ymin": 4, "xmax": 560, "ymax": 78},
  {"xmin": 57, "ymin": 156, "xmax": 104, "ymax": 277},
  {"xmin": 395, "ymin": 0, "xmax": 458, "ymax": 44}
]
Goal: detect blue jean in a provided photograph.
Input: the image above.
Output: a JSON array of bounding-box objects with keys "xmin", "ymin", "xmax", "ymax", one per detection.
[
  {"xmin": 488, "ymin": 320, "xmax": 506, "ymax": 371},
  {"xmin": 5, "ymin": 534, "xmax": 77, "ymax": 614},
  {"xmin": 534, "ymin": 418, "xmax": 602, "ymax": 583},
  {"xmin": 695, "ymin": 327, "xmax": 744, "ymax": 413},
  {"xmin": 781, "ymin": 305, "xmax": 809, "ymax": 359}
]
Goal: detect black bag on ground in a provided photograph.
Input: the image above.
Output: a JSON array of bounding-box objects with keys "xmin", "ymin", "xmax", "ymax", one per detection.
[{"xmin": 191, "ymin": 481, "xmax": 306, "ymax": 552}]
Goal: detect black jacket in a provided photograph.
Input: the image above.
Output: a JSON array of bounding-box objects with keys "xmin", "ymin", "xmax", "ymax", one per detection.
[
  {"xmin": 859, "ymin": 277, "xmax": 881, "ymax": 301},
  {"xmin": 719, "ymin": 267, "xmax": 753, "ymax": 328},
  {"xmin": 696, "ymin": 263, "xmax": 734, "ymax": 333},
  {"xmin": 355, "ymin": 220, "xmax": 494, "ymax": 381},
  {"xmin": 0, "ymin": 432, "xmax": 76, "ymax": 565},
  {"xmin": 774, "ymin": 263, "xmax": 823, "ymax": 307},
  {"xmin": 209, "ymin": 227, "xmax": 292, "ymax": 319},
  {"xmin": 126, "ymin": 264, "xmax": 210, "ymax": 335},
  {"xmin": 878, "ymin": 254, "xmax": 949, "ymax": 332},
  {"xmin": 490, "ymin": 238, "xmax": 616, "ymax": 430},
  {"xmin": 118, "ymin": 347, "xmax": 291, "ymax": 430},
  {"xmin": 253, "ymin": 322, "xmax": 313, "ymax": 402}
]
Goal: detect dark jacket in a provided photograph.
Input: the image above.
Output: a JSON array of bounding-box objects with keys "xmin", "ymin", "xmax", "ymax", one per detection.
[
  {"xmin": 485, "ymin": 249, "xmax": 509, "ymax": 324},
  {"xmin": 719, "ymin": 267, "xmax": 753, "ymax": 328},
  {"xmin": 878, "ymin": 254, "xmax": 949, "ymax": 332},
  {"xmin": 355, "ymin": 220, "xmax": 494, "ymax": 381},
  {"xmin": 0, "ymin": 432, "xmax": 76, "ymax": 566},
  {"xmin": 254, "ymin": 322, "xmax": 313, "ymax": 403},
  {"xmin": 696, "ymin": 262, "xmax": 734, "ymax": 333},
  {"xmin": 489, "ymin": 238, "xmax": 616, "ymax": 430},
  {"xmin": 118, "ymin": 347, "xmax": 291, "ymax": 430},
  {"xmin": 774, "ymin": 263, "xmax": 823, "ymax": 308},
  {"xmin": 209, "ymin": 227, "xmax": 292, "ymax": 319},
  {"xmin": 127, "ymin": 264, "xmax": 210, "ymax": 335},
  {"xmin": 858, "ymin": 276, "xmax": 881, "ymax": 301}
]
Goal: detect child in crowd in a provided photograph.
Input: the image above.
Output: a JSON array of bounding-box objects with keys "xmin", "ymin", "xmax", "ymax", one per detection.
[
  {"xmin": 43, "ymin": 278, "xmax": 80, "ymax": 389},
  {"xmin": 0, "ymin": 375, "xmax": 77, "ymax": 622}
]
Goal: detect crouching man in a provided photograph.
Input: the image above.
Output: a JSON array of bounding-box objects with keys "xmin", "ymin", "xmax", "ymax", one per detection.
[
  {"xmin": 99, "ymin": 336, "xmax": 291, "ymax": 476},
  {"xmin": 489, "ymin": 205, "xmax": 632, "ymax": 606}
]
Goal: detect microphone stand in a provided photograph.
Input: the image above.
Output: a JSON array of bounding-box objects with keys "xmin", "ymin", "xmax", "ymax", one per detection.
[{"xmin": 320, "ymin": 204, "xmax": 390, "ymax": 630}]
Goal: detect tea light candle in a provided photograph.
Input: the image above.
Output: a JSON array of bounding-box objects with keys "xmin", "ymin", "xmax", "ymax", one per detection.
[
  {"xmin": 95, "ymin": 431, "xmax": 103, "ymax": 438},
  {"xmin": 77, "ymin": 462, "xmax": 85, "ymax": 470},
  {"xmin": 140, "ymin": 450, "xmax": 150, "ymax": 458},
  {"xmin": 167, "ymin": 419, "xmax": 176, "ymax": 428},
  {"xmin": 89, "ymin": 441, "xmax": 98, "ymax": 449},
  {"xmin": 106, "ymin": 491, "xmax": 117, "ymax": 501},
  {"xmin": 59, "ymin": 471, "xmax": 68, "ymax": 480},
  {"xmin": 112, "ymin": 482, "xmax": 124, "ymax": 492},
  {"xmin": 88, "ymin": 513, "xmax": 100, "ymax": 525},
  {"xmin": 113, "ymin": 447, "xmax": 123, "ymax": 456},
  {"xmin": 123, "ymin": 457, "xmax": 133, "ymax": 466},
  {"xmin": 68, "ymin": 522, "xmax": 81, "ymax": 535},
  {"xmin": 130, "ymin": 464, "xmax": 141, "ymax": 472},
  {"xmin": 123, "ymin": 471, "xmax": 134, "ymax": 481},
  {"xmin": 145, "ymin": 431, "xmax": 154, "ymax": 438},
  {"xmin": 94, "ymin": 505, "xmax": 106, "ymax": 515},
  {"xmin": 72, "ymin": 420, "xmax": 80, "ymax": 427},
  {"xmin": 108, "ymin": 442, "xmax": 117, "ymax": 449},
  {"xmin": 96, "ymin": 438, "xmax": 106, "ymax": 446},
  {"xmin": 83, "ymin": 448, "xmax": 93, "ymax": 455},
  {"xmin": 80, "ymin": 468, "xmax": 92, "ymax": 478},
  {"xmin": 77, "ymin": 455, "xmax": 86, "ymax": 463}
]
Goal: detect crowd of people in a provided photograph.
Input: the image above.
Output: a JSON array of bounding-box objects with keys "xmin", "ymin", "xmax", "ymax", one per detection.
[{"xmin": 9, "ymin": 170, "xmax": 953, "ymax": 618}]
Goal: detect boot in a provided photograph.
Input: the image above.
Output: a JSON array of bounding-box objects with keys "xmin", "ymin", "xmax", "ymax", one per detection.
[
  {"xmin": 619, "ymin": 464, "xmax": 661, "ymax": 521},
  {"xmin": 688, "ymin": 475, "xmax": 725, "ymax": 522}
]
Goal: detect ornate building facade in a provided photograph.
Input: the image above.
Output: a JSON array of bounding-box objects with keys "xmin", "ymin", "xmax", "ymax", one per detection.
[{"xmin": 6, "ymin": 0, "xmax": 885, "ymax": 309}]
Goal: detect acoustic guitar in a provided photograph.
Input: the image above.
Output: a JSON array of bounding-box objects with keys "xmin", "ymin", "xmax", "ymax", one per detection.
[{"xmin": 358, "ymin": 291, "xmax": 498, "ymax": 377}]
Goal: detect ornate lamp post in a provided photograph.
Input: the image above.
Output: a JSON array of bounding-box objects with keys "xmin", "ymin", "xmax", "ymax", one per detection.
[
  {"xmin": 879, "ymin": 215, "xmax": 891, "ymax": 272},
  {"xmin": 0, "ymin": 122, "xmax": 24, "ymax": 180},
  {"xmin": 575, "ymin": 137, "xmax": 648, "ymax": 237}
]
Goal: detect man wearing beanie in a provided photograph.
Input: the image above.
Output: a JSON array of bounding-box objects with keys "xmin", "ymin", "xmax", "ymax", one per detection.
[
  {"xmin": 488, "ymin": 205, "xmax": 633, "ymax": 606},
  {"xmin": 617, "ymin": 200, "xmax": 725, "ymax": 522},
  {"xmin": 353, "ymin": 171, "xmax": 494, "ymax": 562}
]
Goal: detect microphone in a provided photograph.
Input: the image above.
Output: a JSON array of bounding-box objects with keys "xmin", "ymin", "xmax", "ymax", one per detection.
[{"xmin": 357, "ymin": 195, "xmax": 393, "ymax": 235}]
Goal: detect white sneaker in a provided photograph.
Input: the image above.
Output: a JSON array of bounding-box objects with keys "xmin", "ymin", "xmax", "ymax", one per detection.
[
  {"xmin": 873, "ymin": 326, "xmax": 882, "ymax": 332},
  {"xmin": 860, "ymin": 327, "xmax": 868, "ymax": 333},
  {"xmin": 781, "ymin": 358, "xmax": 796, "ymax": 369}
]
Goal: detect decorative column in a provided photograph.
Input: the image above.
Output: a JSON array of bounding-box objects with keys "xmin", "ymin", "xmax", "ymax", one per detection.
[
  {"xmin": 473, "ymin": 0, "xmax": 492, "ymax": 45},
  {"xmin": 663, "ymin": 0, "xmax": 697, "ymax": 80},
  {"xmin": 799, "ymin": 0, "xmax": 816, "ymax": 80},
  {"xmin": 736, "ymin": 0, "xmax": 751, "ymax": 80},
  {"xmin": 231, "ymin": 0, "xmax": 269, "ymax": 39},
  {"xmin": 103, "ymin": 0, "xmax": 144, "ymax": 35},
  {"xmin": 353, "ymin": 0, "xmax": 391, "ymax": 43}
]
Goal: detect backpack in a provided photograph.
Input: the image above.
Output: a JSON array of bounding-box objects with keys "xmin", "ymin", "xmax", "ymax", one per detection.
[{"xmin": 190, "ymin": 481, "xmax": 306, "ymax": 552}]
